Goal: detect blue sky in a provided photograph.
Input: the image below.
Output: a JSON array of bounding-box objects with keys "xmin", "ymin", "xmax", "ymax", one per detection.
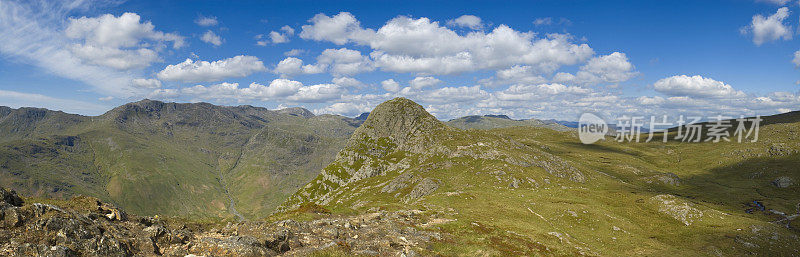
[{"xmin": 1, "ymin": 0, "xmax": 799, "ymax": 121}]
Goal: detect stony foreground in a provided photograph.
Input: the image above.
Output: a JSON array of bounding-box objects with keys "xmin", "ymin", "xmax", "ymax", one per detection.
[{"xmin": 0, "ymin": 188, "xmax": 441, "ymax": 256}]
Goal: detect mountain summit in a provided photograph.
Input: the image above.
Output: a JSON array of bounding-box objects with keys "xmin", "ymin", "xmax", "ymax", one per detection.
[{"xmin": 352, "ymin": 97, "xmax": 447, "ymax": 147}]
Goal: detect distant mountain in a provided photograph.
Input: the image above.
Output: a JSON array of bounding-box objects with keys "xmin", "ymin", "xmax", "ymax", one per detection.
[
  {"xmin": 447, "ymin": 115, "xmax": 571, "ymax": 131},
  {"xmin": 276, "ymin": 107, "xmax": 315, "ymax": 118},
  {"xmin": 543, "ymin": 119, "xmax": 579, "ymax": 128},
  {"xmin": 354, "ymin": 112, "xmax": 370, "ymax": 121},
  {"xmin": 0, "ymin": 100, "xmax": 363, "ymax": 219}
]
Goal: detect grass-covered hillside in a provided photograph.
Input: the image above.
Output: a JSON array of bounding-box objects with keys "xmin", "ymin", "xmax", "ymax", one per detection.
[
  {"xmin": 281, "ymin": 97, "xmax": 799, "ymax": 256},
  {"xmin": 0, "ymin": 100, "xmax": 362, "ymax": 219}
]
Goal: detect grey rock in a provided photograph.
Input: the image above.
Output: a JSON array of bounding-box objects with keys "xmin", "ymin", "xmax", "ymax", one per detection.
[
  {"xmin": 190, "ymin": 236, "xmax": 277, "ymax": 257},
  {"xmin": 382, "ymin": 172, "xmax": 416, "ymax": 193},
  {"xmin": 0, "ymin": 188, "xmax": 23, "ymax": 207},
  {"xmin": 509, "ymin": 177, "xmax": 520, "ymax": 188},
  {"xmin": 772, "ymin": 176, "xmax": 794, "ymax": 188},
  {"xmin": 404, "ymin": 178, "xmax": 440, "ymax": 202},
  {"xmin": 643, "ymin": 172, "xmax": 681, "ymax": 186}
]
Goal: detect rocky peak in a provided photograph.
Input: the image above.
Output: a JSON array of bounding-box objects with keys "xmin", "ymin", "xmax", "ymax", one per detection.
[
  {"xmin": 277, "ymin": 107, "xmax": 315, "ymax": 118},
  {"xmin": 103, "ymin": 99, "xmax": 168, "ymax": 121},
  {"xmin": 353, "ymin": 98, "xmax": 446, "ymax": 146},
  {"xmin": 484, "ymin": 114, "xmax": 511, "ymax": 119},
  {"xmin": 354, "ymin": 112, "xmax": 370, "ymax": 121}
]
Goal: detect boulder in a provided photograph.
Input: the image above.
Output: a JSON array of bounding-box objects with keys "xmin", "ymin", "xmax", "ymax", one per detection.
[
  {"xmin": 189, "ymin": 236, "xmax": 276, "ymax": 257},
  {"xmin": 404, "ymin": 178, "xmax": 439, "ymax": 203},
  {"xmin": 772, "ymin": 177, "xmax": 794, "ymax": 188},
  {"xmin": 0, "ymin": 188, "xmax": 24, "ymax": 207}
]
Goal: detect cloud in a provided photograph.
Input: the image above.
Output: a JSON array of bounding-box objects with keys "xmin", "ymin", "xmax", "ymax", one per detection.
[
  {"xmin": 201, "ymin": 30, "xmax": 223, "ymax": 46},
  {"xmin": 418, "ymin": 85, "xmax": 489, "ymax": 103},
  {"xmin": 315, "ymin": 102, "xmax": 372, "ymax": 116},
  {"xmin": 377, "ymin": 21, "xmax": 593, "ymax": 74},
  {"xmin": 67, "ymin": 44, "xmax": 159, "ymax": 70},
  {"xmin": 131, "ymin": 78, "xmax": 162, "ymax": 89},
  {"xmin": 288, "ymin": 83, "xmax": 344, "ymax": 102},
  {"xmin": 742, "ymin": 7, "xmax": 792, "ymax": 45},
  {"xmin": 298, "ymin": 12, "xmax": 595, "ymax": 76},
  {"xmin": 793, "ymin": 50, "xmax": 800, "ymax": 67},
  {"xmin": 157, "ymin": 55, "xmax": 267, "ymax": 83},
  {"xmin": 195, "ymin": 15, "xmax": 219, "ymax": 26},
  {"xmin": 275, "ymin": 48, "xmax": 373, "ymax": 76},
  {"xmin": 446, "ymin": 15, "xmax": 483, "ymax": 30},
  {"xmin": 273, "ymin": 57, "xmax": 325, "ymax": 77},
  {"xmin": 62, "ymin": 12, "xmax": 185, "ymax": 71},
  {"xmin": 281, "ymin": 25, "xmax": 295, "ymax": 35},
  {"xmin": 316, "ymin": 48, "xmax": 374, "ymax": 76},
  {"xmin": 533, "ymin": 17, "xmax": 552, "ymax": 26},
  {"xmin": 496, "ymin": 83, "xmax": 590, "ymax": 100},
  {"xmin": 554, "ymin": 52, "xmax": 637, "ymax": 84},
  {"xmin": 299, "ymin": 12, "xmax": 375, "ymax": 45},
  {"xmin": 756, "ymin": 0, "xmax": 790, "ymax": 5},
  {"xmin": 653, "ymin": 75, "xmax": 745, "ymax": 98},
  {"xmin": 151, "ymin": 78, "xmax": 350, "ymax": 104},
  {"xmin": 284, "ymin": 49, "xmax": 305, "ymax": 56},
  {"xmin": 270, "ymin": 31, "xmax": 289, "ymax": 43},
  {"xmin": 381, "ymin": 79, "xmax": 401, "ymax": 92},
  {"xmin": 65, "ymin": 12, "xmax": 184, "ymax": 49},
  {"xmin": 481, "ymin": 65, "xmax": 548, "ymax": 87},
  {"xmin": 180, "ymin": 80, "xmax": 302, "ymax": 101},
  {"xmin": 0, "ymin": 0, "xmax": 161, "ymax": 96},
  {"xmin": 409, "ymin": 76, "xmax": 442, "ymax": 89},
  {"xmin": 0, "ymin": 89, "xmax": 109, "ymax": 115},
  {"xmin": 533, "ymin": 17, "xmax": 571, "ymax": 26},
  {"xmin": 332, "ymin": 77, "xmax": 364, "ymax": 88}
]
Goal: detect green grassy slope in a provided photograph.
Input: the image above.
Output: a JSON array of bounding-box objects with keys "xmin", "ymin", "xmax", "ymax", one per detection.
[
  {"xmin": 281, "ymin": 97, "xmax": 799, "ymax": 256},
  {"xmin": 0, "ymin": 100, "xmax": 360, "ymax": 219}
]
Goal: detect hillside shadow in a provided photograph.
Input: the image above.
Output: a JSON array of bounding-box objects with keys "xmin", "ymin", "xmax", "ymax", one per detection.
[
  {"xmin": 668, "ymin": 153, "xmax": 800, "ymax": 225},
  {"xmin": 557, "ymin": 141, "xmax": 646, "ymax": 158}
]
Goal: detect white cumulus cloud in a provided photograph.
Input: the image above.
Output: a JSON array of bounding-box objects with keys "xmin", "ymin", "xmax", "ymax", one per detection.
[
  {"xmin": 653, "ymin": 75, "xmax": 745, "ymax": 98},
  {"xmin": 409, "ymin": 76, "xmax": 442, "ymax": 89},
  {"xmin": 446, "ymin": 15, "xmax": 483, "ymax": 30},
  {"xmin": 742, "ymin": 7, "xmax": 792, "ymax": 46},
  {"xmin": 157, "ymin": 55, "xmax": 267, "ymax": 83},
  {"xmin": 63, "ymin": 12, "xmax": 185, "ymax": 71},
  {"xmin": 300, "ymin": 12, "xmax": 594, "ymax": 75},
  {"xmin": 381, "ymin": 79, "xmax": 401, "ymax": 92},
  {"xmin": 201, "ymin": 30, "xmax": 222, "ymax": 46},
  {"xmin": 131, "ymin": 78, "xmax": 162, "ymax": 89}
]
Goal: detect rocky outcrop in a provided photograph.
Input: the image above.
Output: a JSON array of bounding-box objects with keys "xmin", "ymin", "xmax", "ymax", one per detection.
[
  {"xmin": 772, "ymin": 177, "xmax": 794, "ymax": 188},
  {"xmin": 404, "ymin": 178, "xmax": 440, "ymax": 203},
  {"xmin": 277, "ymin": 107, "xmax": 315, "ymax": 118},
  {"xmin": 651, "ymin": 194, "xmax": 703, "ymax": 226},
  {"xmin": 0, "ymin": 188, "xmax": 441, "ymax": 256},
  {"xmin": 642, "ymin": 172, "xmax": 682, "ymax": 186},
  {"xmin": 0, "ymin": 188, "xmax": 23, "ymax": 207}
]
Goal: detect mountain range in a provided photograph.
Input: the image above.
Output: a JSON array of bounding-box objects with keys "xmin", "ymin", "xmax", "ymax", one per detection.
[
  {"xmin": 1, "ymin": 98, "xmax": 798, "ymax": 255},
  {"xmin": 0, "ymin": 100, "xmax": 361, "ymax": 219}
]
